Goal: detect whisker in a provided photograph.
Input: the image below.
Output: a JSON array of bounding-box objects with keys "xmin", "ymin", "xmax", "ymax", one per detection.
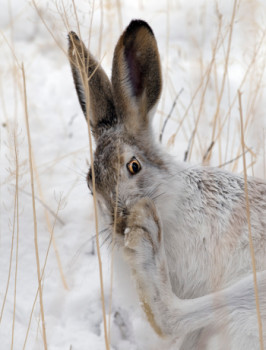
[
  {"xmin": 152, "ymin": 191, "xmax": 166, "ymax": 201},
  {"xmin": 101, "ymin": 232, "xmax": 112, "ymax": 247}
]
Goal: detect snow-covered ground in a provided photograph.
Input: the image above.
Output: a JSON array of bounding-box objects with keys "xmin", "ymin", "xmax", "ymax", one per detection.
[{"xmin": 1, "ymin": 1, "xmax": 266, "ymax": 349}]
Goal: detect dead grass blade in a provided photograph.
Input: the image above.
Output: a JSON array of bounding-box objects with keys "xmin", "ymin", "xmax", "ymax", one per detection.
[
  {"xmin": 238, "ymin": 90, "xmax": 264, "ymax": 350},
  {"xmin": 23, "ymin": 197, "xmax": 62, "ymax": 350},
  {"xmin": 159, "ymin": 88, "xmax": 183, "ymax": 143},
  {"xmin": 69, "ymin": 3, "xmax": 110, "ymax": 347},
  {"xmin": 0, "ymin": 169, "xmax": 17, "ymax": 325},
  {"xmin": 33, "ymin": 155, "xmax": 69, "ymax": 290},
  {"xmin": 21, "ymin": 63, "xmax": 48, "ymax": 350},
  {"xmin": 203, "ymin": 0, "xmax": 238, "ymax": 164},
  {"xmin": 32, "ymin": 0, "xmax": 67, "ymax": 56},
  {"xmin": 171, "ymin": 13, "xmax": 225, "ymax": 146},
  {"xmin": 207, "ymin": 30, "xmax": 266, "ymax": 163},
  {"xmin": 108, "ymin": 143, "xmax": 120, "ymax": 342},
  {"xmin": 11, "ymin": 134, "xmax": 20, "ymax": 350}
]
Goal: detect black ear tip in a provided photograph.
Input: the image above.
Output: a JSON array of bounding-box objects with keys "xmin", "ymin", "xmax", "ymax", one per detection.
[
  {"xmin": 125, "ymin": 19, "xmax": 154, "ymax": 37},
  {"xmin": 68, "ymin": 31, "xmax": 80, "ymax": 43}
]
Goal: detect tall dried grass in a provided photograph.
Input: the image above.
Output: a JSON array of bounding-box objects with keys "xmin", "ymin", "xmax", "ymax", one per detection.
[{"xmin": 1, "ymin": 1, "xmax": 266, "ymax": 349}]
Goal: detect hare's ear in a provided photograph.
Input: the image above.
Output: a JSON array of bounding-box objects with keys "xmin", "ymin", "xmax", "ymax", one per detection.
[
  {"xmin": 68, "ymin": 32, "xmax": 117, "ymax": 139},
  {"xmin": 112, "ymin": 20, "xmax": 162, "ymax": 133}
]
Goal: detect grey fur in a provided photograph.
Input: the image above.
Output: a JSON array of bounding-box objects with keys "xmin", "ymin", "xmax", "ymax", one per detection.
[{"xmin": 68, "ymin": 20, "xmax": 266, "ymax": 349}]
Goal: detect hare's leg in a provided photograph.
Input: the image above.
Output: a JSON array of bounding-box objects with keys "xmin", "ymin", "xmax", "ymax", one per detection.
[
  {"xmin": 123, "ymin": 198, "xmax": 185, "ymax": 339},
  {"xmin": 123, "ymin": 198, "xmax": 266, "ymax": 349}
]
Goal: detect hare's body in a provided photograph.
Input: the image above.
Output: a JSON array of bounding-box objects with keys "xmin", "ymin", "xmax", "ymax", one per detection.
[
  {"xmin": 158, "ymin": 162, "xmax": 266, "ymax": 298},
  {"xmin": 152, "ymin": 160, "xmax": 266, "ymax": 349},
  {"xmin": 68, "ymin": 20, "xmax": 266, "ymax": 349}
]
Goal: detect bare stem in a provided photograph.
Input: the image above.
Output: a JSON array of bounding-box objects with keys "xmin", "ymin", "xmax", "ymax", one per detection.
[
  {"xmin": 238, "ymin": 90, "xmax": 264, "ymax": 350},
  {"xmin": 21, "ymin": 64, "xmax": 48, "ymax": 350}
]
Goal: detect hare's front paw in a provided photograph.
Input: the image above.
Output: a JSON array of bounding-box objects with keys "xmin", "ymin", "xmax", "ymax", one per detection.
[
  {"xmin": 123, "ymin": 198, "xmax": 172, "ymax": 337},
  {"xmin": 123, "ymin": 198, "xmax": 162, "ymax": 262},
  {"xmin": 123, "ymin": 197, "xmax": 169, "ymax": 289}
]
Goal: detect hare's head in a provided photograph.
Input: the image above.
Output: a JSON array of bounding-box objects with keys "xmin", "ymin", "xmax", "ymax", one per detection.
[{"xmin": 68, "ymin": 20, "xmax": 168, "ymax": 245}]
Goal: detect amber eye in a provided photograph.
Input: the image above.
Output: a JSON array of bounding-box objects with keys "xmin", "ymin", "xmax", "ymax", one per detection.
[{"xmin": 127, "ymin": 158, "xmax": 141, "ymax": 175}]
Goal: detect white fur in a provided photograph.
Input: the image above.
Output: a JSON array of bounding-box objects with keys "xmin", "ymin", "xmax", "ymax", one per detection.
[
  {"xmin": 69, "ymin": 20, "xmax": 266, "ymax": 350},
  {"xmin": 122, "ymin": 155, "xmax": 266, "ymax": 349}
]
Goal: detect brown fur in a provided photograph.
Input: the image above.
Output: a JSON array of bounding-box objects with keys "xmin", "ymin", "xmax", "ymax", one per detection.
[
  {"xmin": 68, "ymin": 32, "xmax": 116, "ymax": 139},
  {"xmin": 112, "ymin": 20, "xmax": 162, "ymax": 133}
]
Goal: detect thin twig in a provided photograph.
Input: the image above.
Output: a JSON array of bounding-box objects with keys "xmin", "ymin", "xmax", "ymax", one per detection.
[
  {"xmin": 33, "ymin": 155, "xmax": 68, "ymax": 290},
  {"xmin": 32, "ymin": 0, "xmax": 67, "ymax": 56},
  {"xmin": 0, "ymin": 31, "xmax": 20, "ymax": 67},
  {"xmin": 171, "ymin": 16, "xmax": 229, "ymax": 145},
  {"xmin": 184, "ymin": 129, "xmax": 195, "ymax": 161},
  {"xmin": 11, "ymin": 135, "xmax": 20, "ymax": 350},
  {"xmin": 187, "ymin": 12, "xmax": 223, "ymax": 161},
  {"xmin": 14, "ymin": 185, "xmax": 65, "ymax": 225},
  {"xmin": 116, "ymin": 0, "xmax": 123, "ymax": 31},
  {"xmin": 97, "ymin": 0, "xmax": 104, "ymax": 58},
  {"xmin": 86, "ymin": 90, "xmax": 110, "ymax": 350},
  {"xmin": 238, "ymin": 90, "xmax": 264, "ymax": 350},
  {"xmin": 22, "ymin": 63, "xmax": 48, "ymax": 350},
  {"xmin": 203, "ymin": 0, "xmax": 238, "ymax": 164},
  {"xmin": 159, "ymin": 88, "xmax": 183, "ymax": 143},
  {"xmin": 203, "ymin": 30, "xmax": 266, "ymax": 162},
  {"xmin": 218, "ymin": 149, "xmax": 249, "ymax": 168},
  {"xmin": 0, "ymin": 172, "xmax": 17, "ymax": 325},
  {"xmin": 70, "ymin": 28, "xmax": 110, "ymax": 350},
  {"xmin": 108, "ymin": 144, "xmax": 120, "ymax": 342},
  {"xmin": 23, "ymin": 197, "xmax": 62, "ymax": 350}
]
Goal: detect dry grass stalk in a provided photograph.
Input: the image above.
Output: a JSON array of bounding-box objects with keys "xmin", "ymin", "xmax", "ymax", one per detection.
[
  {"xmin": 33, "ymin": 155, "xmax": 69, "ymax": 290},
  {"xmin": 0, "ymin": 160, "xmax": 17, "ymax": 325},
  {"xmin": 23, "ymin": 197, "xmax": 62, "ymax": 350},
  {"xmin": 21, "ymin": 63, "xmax": 48, "ymax": 350},
  {"xmin": 238, "ymin": 90, "xmax": 264, "ymax": 350},
  {"xmin": 245, "ymin": 47, "xmax": 266, "ymax": 129},
  {"xmin": 231, "ymin": 54, "xmax": 265, "ymax": 172},
  {"xmin": 88, "ymin": 0, "xmax": 95, "ymax": 49},
  {"xmin": 97, "ymin": 0, "xmax": 104, "ymax": 58},
  {"xmin": 182, "ymin": 13, "xmax": 223, "ymax": 160},
  {"xmin": 204, "ymin": 0, "xmax": 238, "ymax": 164},
  {"xmin": 159, "ymin": 88, "xmax": 183, "ymax": 143},
  {"xmin": 263, "ymin": 129, "xmax": 266, "ymax": 179},
  {"xmin": 171, "ymin": 14, "xmax": 224, "ymax": 146},
  {"xmin": 55, "ymin": 1, "xmax": 70, "ymax": 33},
  {"xmin": 159, "ymin": 0, "xmax": 171, "ymax": 132},
  {"xmin": 69, "ymin": 4, "xmax": 110, "ymax": 346},
  {"xmin": 0, "ymin": 31, "xmax": 20, "ymax": 68},
  {"xmin": 223, "ymin": 78, "xmax": 232, "ymax": 166},
  {"xmin": 71, "ymin": 0, "xmax": 82, "ymax": 38},
  {"xmin": 218, "ymin": 149, "xmax": 249, "ymax": 168},
  {"xmin": 85, "ymin": 76, "xmax": 110, "ymax": 350},
  {"xmin": 115, "ymin": 0, "xmax": 123, "ymax": 31},
  {"xmin": 187, "ymin": 15, "xmax": 222, "ymax": 161},
  {"xmin": 213, "ymin": 30, "xmax": 266, "ymax": 156},
  {"xmin": 32, "ymin": 0, "xmax": 67, "ymax": 56},
  {"xmin": 11, "ymin": 134, "xmax": 20, "ymax": 350},
  {"xmin": 17, "ymin": 186, "xmax": 64, "ymax": 225},
  {"xmin": 108, "ymin": 144, "xmax": 120, "ymax": 342}
]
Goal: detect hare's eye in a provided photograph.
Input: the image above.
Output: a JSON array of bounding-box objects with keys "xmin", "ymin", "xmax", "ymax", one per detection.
[{"xmin": 127, "ymin": 158, "xmax": 141, "ymax": 175}]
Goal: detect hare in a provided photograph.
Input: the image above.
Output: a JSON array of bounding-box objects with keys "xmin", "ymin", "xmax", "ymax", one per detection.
[{"xmin": 68, "ymin": 20, "xmax": 266, "ymax": 349}]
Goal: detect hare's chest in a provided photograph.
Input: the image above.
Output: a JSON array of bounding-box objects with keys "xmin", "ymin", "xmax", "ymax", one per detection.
[
  {"xmin": 163, "ymin": 223, "xmax": 214, "ymax": 298},
  {"xmin": 162, "ymin": 215, "xmax": 248, "ymax": 298},
  {"xmin": 162, "ymin": 209, "xmax": 266, "ymax": 300}
]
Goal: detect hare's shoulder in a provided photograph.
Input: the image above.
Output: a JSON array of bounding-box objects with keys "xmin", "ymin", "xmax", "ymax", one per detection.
[
  {"xmin": 171, "ymin": 164, "xmax": 266, "ymax": 234},
  {"xmin": 181, "ymin": 165, "xmax": 266, "ymax": 202}
]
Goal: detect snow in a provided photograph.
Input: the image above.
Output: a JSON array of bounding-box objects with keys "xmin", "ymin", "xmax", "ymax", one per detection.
[{"xmin": 0, "ymin": 1, "xmax": 266, "ymax": 349}]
